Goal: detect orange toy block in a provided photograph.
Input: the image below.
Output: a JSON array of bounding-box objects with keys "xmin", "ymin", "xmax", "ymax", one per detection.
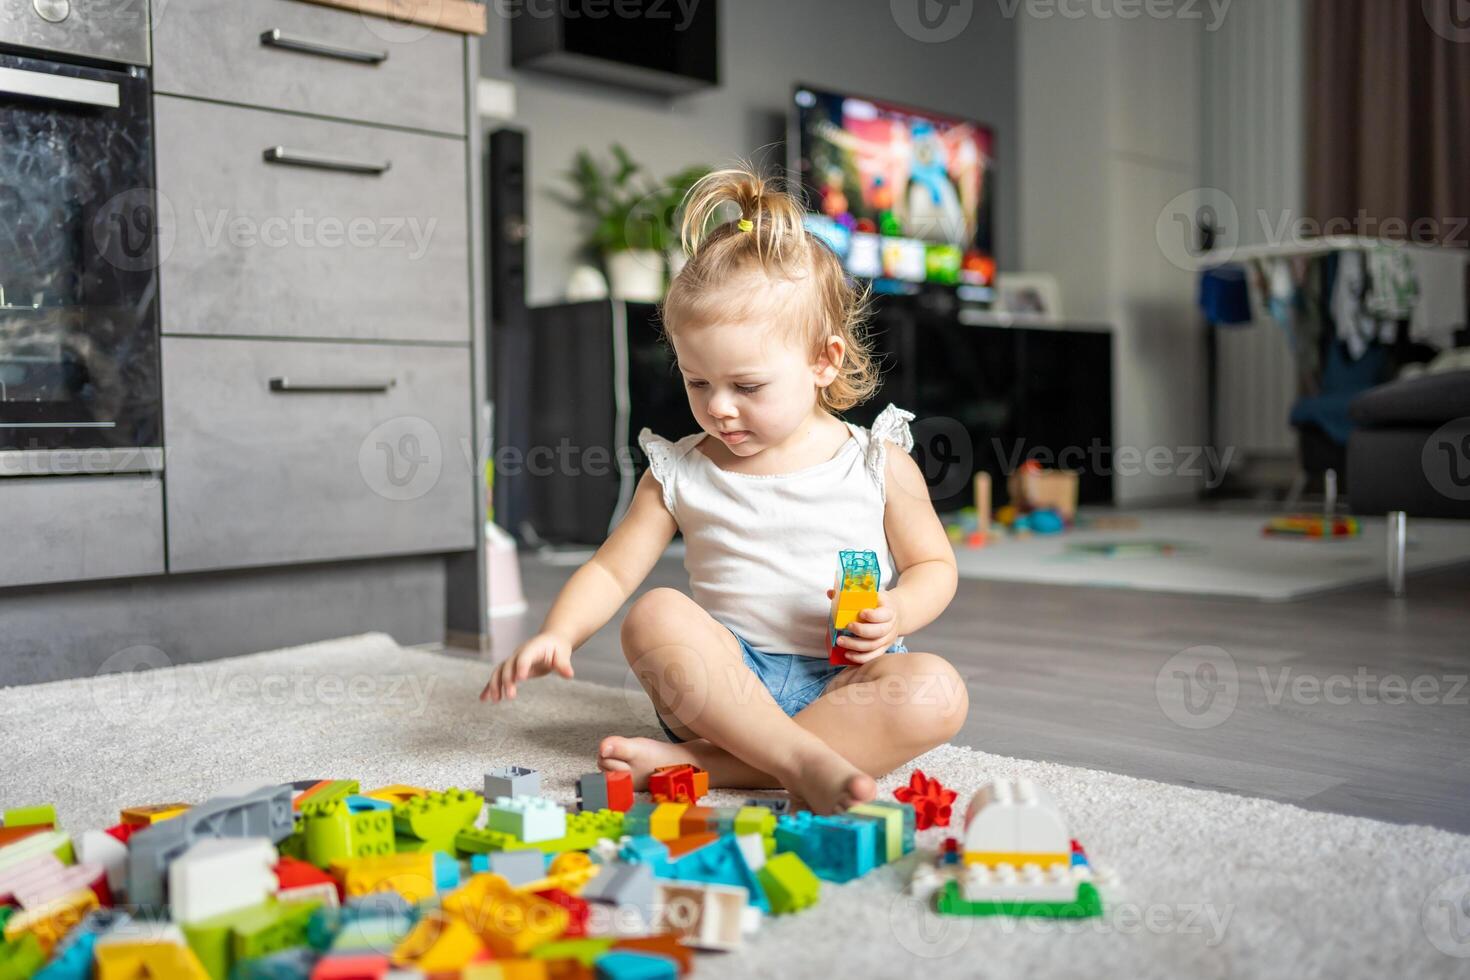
[{"xmin": 648, "ymin": 765, "xmax": 708, "ymax": 804}]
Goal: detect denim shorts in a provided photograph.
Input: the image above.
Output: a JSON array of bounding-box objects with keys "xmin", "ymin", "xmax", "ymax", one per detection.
[{"xmin": 656, "ymin": 627, "xmax": 908, "ymax": 743}]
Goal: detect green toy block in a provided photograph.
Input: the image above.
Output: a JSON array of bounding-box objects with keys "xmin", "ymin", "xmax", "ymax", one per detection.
[
  {"xmin": 301, "ymin": 797, "xmax": 394, "ymax": 868},
  {"xmin": 2, "ymin": 805, "xmax": 56, "ymax": 829},
  {"xmin": 300, "ymin": 780, "xmax": 360, "ymax": 808},
  {"xmin": 935, "ymin": 879, "xmax": 1103, "ymax": 919},
  {"xmin": 232, "ymin": 899, "xmax": 322, "ymax": 961},
  {"xmin": 529, "ymin": 938, "xmax": 616, "ymax": 965},
  {"xmin": 846, "ymin": 803, "xmax": 901, "ymax": 863},
  {"xmin": 184, "ymin": 903, "xmax": 273, "ymax": 980},
  {"xmin": 861, "ymin": 800, "xmax": 916, "ymax": 854},
  {"xmin": 756, "ymin": 852, "xmax": 820, "ymax": 915},
  {"xmin": 454, "ymin": 826, "xmax": 535, "ymax": 855},
  {"xmin": 0, "ymin": 933, "xmax": 46, "ymax": 980},
  {"xmin": 393, "ymin": 788, "xmax": 483, "ymax": 842},
  {"xmin": 277, "ymin": 817, "xmax": 307, "ymax": 861},
  {"xmin": 0, "ymin": 908, "xmax": 12, "ymax": 931},
  {"xmin": 733, "ymin": 806, "xmax": 776, "ymax": 838},
  {"xmin": 455, "ymin": 808, "xmax": 624, "ymax": 856},
  {"xmin": 394, "ymin": 832, "xmax": 459, "ymax": 855}
]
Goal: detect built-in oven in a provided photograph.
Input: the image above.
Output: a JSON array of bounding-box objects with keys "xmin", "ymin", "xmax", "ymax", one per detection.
[{"xmin": 0, "ymin": 0, "xmax": 161, "ymax": 477}]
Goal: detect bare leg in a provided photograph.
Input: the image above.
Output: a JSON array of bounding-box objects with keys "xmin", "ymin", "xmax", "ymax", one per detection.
[{"xmin": 599, "ymin": 589, "xmax": 876, "ymax": 813}]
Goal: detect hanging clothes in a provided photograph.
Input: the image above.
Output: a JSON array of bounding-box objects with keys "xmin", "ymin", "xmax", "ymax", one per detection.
[
  {"xmin": 1198, "ymin": 264, "xmax": 1253, "ymax": 324},
  {"xmin": 1364, "ymin": 245, "xmax": 1419, "ymax": 320},
  {"xmin": 1332, "ymin": 249, "xmax": 1397, "ymax": 360}
]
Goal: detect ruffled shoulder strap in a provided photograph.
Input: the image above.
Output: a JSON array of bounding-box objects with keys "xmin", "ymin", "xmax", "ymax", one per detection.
[
  {"xmin": 638, "ymin": 428, "xmax": 699, "ymax": 515},
  {"xmin": 862, "ymin": 404, "xmax": 915, "ymax": 502}
]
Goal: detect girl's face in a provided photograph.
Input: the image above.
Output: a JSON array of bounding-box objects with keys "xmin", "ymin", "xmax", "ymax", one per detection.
[{"xmin": 671, "ymin": 318, "xmax": 839, "ymax": 458}]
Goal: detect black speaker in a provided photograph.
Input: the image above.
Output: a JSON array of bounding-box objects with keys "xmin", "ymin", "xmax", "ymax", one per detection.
[
  {"xmin": 488, "ymin": 127, "xmax": 532, "ymax": 535},
  {"xmin": 488, "ymin": 127, "xmax": 528, "ymax": 325}
]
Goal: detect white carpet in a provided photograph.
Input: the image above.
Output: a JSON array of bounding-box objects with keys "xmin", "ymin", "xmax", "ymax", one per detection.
[
  {"xmin": 953, "ymin": 509, "xmax": 1470, "ymax": 600},
  {"xmin": 5, "ymin": 633, "xmax": 1469, "ymax": 978}
]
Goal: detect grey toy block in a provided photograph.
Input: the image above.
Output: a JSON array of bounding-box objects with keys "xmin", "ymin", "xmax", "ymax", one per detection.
[
  {"xmin": 577, "ymin": 773, "xmax": 609, "ymax": 812},
  {"xmin": 486, "ymin": 849, "xmax": 548, "ymax": 887},
  {"xmin": 484, "ymin": 765, "xmax": 540, "ymax": 799},
  {"xmin": 744, "ymin": 798, "xmax": 791, "ymax": 815},
  {"xmin": 583, "ymin": 861, "xmax": 655, "ymax": 929},
  {"xmin": 127, "ymin": 783, "xmax": 294, "ymax": 908}
]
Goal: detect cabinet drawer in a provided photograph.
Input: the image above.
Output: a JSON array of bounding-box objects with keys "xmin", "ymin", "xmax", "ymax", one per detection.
[
  {"xmin": 0, "ymin": 476, "xmax": 165, "ymax": 589},
  {"xmin": 152, "ymin": 0, "xmax": 465, "ymax": 135},
  {"xmin": 156, "ymin": 96, "xmax": 470, "ymax": 343},
  {"xmin": 162, "ymin": 337, "xmax": 475, "ymax": 572}
]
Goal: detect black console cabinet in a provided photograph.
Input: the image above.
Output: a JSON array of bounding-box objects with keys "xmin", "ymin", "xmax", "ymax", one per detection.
[{"xmin": 497, "ymin": 299, "xmax": 1113, "ymax": 544}]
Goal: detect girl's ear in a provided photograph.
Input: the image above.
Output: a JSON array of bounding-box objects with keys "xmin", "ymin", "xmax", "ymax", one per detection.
[{"xmin": 813, "ymin": 334, "xmax": 846, "ymax": 389}]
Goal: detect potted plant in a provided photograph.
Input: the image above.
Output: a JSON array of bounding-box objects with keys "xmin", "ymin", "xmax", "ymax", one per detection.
[{"xmin": 552, "ymin": 146, "xmax": 707, "ymax": 301}]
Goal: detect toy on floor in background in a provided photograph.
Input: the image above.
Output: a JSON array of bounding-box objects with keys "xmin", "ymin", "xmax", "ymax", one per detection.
[
  {"xmin": 1008, "ymin": 460, "xmax": 1078, "ymax": 521},
  {"xmin": 828, "ymin": 549, "xmax": 882, "ymax": 665},
  {"xmin": 648, "ymin": 765, "xmax": 709, "ymax": 805},
  {"xmin": 909, "ymin": 777, "xmax": 1118, "ymax": 919},
  {"xmin": 1263, "ymin": 514, "xmax": 1361, "ymax": 538},
  {"xmin": 893, "ymin": 769, "xmax": 957, "ymax": 830},
  {"xmin": 944, "ymin": 473, "xmax": 995, "ymax": 549}
]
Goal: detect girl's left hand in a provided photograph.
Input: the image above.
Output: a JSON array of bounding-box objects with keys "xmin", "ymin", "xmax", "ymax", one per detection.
[{"xmin": 826, "ymin": 589, "xmax": 902, "ymax": 664}]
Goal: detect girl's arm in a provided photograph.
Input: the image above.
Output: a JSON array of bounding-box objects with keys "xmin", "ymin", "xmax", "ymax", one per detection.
[
  {"xmin": 482, "ymin": 471, "xmax": 677, "ymax": 701},
  {"xmin": 833, "ymin": 444, "xmax": 958, "ymax": 660}
]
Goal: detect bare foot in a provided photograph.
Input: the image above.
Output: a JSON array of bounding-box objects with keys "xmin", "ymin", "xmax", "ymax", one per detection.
[
  {"xmin": 782, "ymin": 746, "xmax": 877, "ymax": 815},
  {"xmin": 597, "ymin": 735, "xmax": 699, "ymax": 790}
]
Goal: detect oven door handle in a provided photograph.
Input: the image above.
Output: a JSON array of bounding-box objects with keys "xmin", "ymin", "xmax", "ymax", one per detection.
[
  {"xmin": 0, "ymin": 66, "xmax": 119, "ymax": 109},
  {"xmin": 269, "ymin": 377, "xmax": 397, "ymax": 394},
  {"xmin": 262, "ymin": 146, "xmax": 392, "ymax": 176},
  {"xmin": 260, "ymin": 29, "xmax": 389, "ymax": 65}
]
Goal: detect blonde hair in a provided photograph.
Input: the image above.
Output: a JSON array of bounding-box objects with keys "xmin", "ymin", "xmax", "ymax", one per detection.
[{"xmin": 660, "ymin": 165, "xmax": 878, "ymax": 413}]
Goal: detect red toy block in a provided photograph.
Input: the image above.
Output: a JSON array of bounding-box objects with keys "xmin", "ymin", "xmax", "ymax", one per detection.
[
  {"xmin": 893, "ymin": 769, "xmax": 958, "ymax": 830},
  {"xmin": 0, "ymin": 825, "xmax": 51, "ymax": 847},
  {"xmin": 535, "ymin": 888, "xmax": 589, "ymax": 938},
  {"xmin": 275, "ymin": 856, "xmax": 336, "ymax": 892},
  {"xmin": 310, "ymin": 953, "xmax": 390, "ymax": 979},
  {"xmin": 648, "ymin": 765, "xmax": 708, "ymax": 804},
  {"xmin": 679, "ymin": 806, "xmax": 716, "ymax": 836},
  {"xmin": 605, "ymin": 770, "xmax": 634, "ymax": 812},
  {"xmin": 102, "ymin": 822, "xmax": 143, "ymax": 844}
]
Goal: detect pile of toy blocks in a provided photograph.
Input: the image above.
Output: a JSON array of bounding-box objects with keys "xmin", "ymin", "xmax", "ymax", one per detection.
[{"xmin": 0, "ymin": 764, "xmax": 916, "ymax": 978}]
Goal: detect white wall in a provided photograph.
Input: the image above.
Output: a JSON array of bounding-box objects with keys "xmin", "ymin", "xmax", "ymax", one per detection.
[{"xmin": 1020, "ymin": 11, "xmax": 1206, "ymax": 504}]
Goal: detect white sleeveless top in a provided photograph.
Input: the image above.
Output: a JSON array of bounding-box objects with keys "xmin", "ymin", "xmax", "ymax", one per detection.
[{"xmin": 638, "ymin": 404, "xmax": 915, "ymax": 659}]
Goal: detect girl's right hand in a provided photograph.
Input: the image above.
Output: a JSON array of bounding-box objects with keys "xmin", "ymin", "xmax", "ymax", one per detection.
[{"xmin": 480, "ymin": 632, "xmax": 574, "ymax": 703}]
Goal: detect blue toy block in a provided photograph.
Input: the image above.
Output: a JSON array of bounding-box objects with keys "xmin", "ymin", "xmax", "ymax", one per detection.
[
  {"xmin": 861, "ymin": 799, "xmax": 916, "ymax": 854},
  {"xmin": 484, "ymin": 766, "xmax": 541, "ymax": 799},
  {"xmin": 487, "ymin": 795, "xmax": 567, "ymax": 843},
  {"xmin": 666, "ymin": 833, "xmax": 768, "ymax": 913},
  {"xmin": 34, "ymin": 908, "xmax": 131, "ymax": 980},
  {"xmin": 343, "ymin": 795, "xmax": 392, "ymax": 812},
  {"xmin": 233, "ymin": 946, "xmax": 320, "ymax": 979},
  {"xmin": 840, "ymin": 811, "xmax": 890, "ymax": 868},
  {"xmin": 774, "ymin": 812, "xmax": 876, "ymax": 883},
  {"xmin": 623, "ymin": 802, "xmax": 657, "ymax": 837},
  {"xmin": 595, "ymin": 950, "xmax": 678, "ymax": 980},
  {"xmin": 710, "ymin": 807, "xmax": 742, "ymax": 835},
  {"xmin": 617, "ymin": 835, "xmax": 672, "ymax": 876}
]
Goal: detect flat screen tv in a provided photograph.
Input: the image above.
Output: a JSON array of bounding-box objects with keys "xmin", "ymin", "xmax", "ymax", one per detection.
[{"xmin": 790, "ymin": 84, "xmax": 996, "ymax": 298}]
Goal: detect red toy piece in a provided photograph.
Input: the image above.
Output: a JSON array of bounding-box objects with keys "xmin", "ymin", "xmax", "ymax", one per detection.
[
  {"xmin": 893, "ymin": 769, "xmax": 958, "ymax": 830},
  {"xmin": 648, "ymin": 764, "xmax": 709, "ymax": 804},
  {"xmin": 535, "ymin": 888, "xmax": 590, "ymax": 938},
  {"xmin": 605, "ymin": 770, "xmax": 634, "ymax": 812}
]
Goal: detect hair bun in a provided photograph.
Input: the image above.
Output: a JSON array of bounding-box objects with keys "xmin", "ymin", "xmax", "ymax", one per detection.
[{"xmin": 679, "ymin": 165, "xmax": 807, "ymax": 261}]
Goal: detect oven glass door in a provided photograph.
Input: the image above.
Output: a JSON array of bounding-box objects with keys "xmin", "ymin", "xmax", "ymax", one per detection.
[{"xmin": 0, "ymin": 52, "xmax": 160, "ymax": 464}]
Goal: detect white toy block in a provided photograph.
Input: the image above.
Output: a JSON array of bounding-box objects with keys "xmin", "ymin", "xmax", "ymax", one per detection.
[
  {"xmin": 486, "ymin": 796, "xmax": 566, "ymax": 843},
  {"xmin": 961, "ymin": 778, "xmax": 1069, "ymax": 861},
  {"xmin": 15, "ymin": 862, "xmax": 106, "ymax": 908},
  {"xmin": 655, "ymin": 881, "xmax": 748, "ymax": 950},
  {"xmin": 0, "ymin": 853, "xmax": 65, "ymax": 905},
  {"xmin": 76, "ymin": 829, "xmax": 130, "ymax": 894},
  {"xmin": 734, "ymin": 833, "xmax": 766, "ymax": 872},
  {"xmin": 168, "ymin": 837, "xmax": 278, "ymax": 924},
  {"xmin": 959, "ymin": 861, "xmax": 1082, "ymax": 903},
  {"xmin": 0, "ymin": 831, "xmax": 71, "ymax": 872}
]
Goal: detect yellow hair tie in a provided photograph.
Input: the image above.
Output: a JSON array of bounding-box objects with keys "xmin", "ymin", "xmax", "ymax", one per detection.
[{"xmin": 737, "ymin": 218, "xmax": 753, "ymax": 232}]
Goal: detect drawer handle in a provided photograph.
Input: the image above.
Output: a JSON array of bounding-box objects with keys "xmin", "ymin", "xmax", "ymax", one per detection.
[
  {"xmin": 262, "ymin": 146, "xmax": 391, "ymax": 176},
  {"xmin": 0, "ymin": 65, "xmax": 119, "ymax": 108},
  {"xmin": 269, "ymin": 377, "xmax": 396, "ymax": 394},
  {"xmin": 260, "ymin": 29, "xmax": 388, "ymax": 65}
]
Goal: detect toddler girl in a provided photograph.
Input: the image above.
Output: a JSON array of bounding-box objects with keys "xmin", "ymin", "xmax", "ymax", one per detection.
[{"xmin": 482, "ymin": 167, "xmax": 968, "ymax": 814}]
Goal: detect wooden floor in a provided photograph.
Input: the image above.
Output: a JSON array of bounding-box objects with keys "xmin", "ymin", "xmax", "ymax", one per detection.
[{"xmin": 469, "ymin": 548, "xmax": 1470, "ymax": 834}]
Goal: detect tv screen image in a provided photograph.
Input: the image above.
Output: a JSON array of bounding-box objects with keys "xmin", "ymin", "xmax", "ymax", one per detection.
[{"xmin": 793, "ymin": 85, "xmax": 996, "ymax": 291}]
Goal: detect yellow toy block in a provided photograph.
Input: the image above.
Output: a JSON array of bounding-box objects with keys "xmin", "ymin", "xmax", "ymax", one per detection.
[
  {"xmin": 363, "ymin": 785, "xmax": 432, "ymax": 805},
  {"xmin": 120, "ymin": 803, "xmax": 190, "ymax": 826},
  {"xmin": 443, "ymin": 874, "xmax": 568, "ymax": 957},
  {"xmin": 96, "ymin": 940, "xmax": 209, "ymax": 979},
  {"xmin": 515, "ymin": 852, "xmax": 596, "ymax": 896},
  {"xmin": 462, "ymin": 961, "xmax": 550, "ymax": 980},
  {"xmin": 648, "ymin": 803, "xmax": 688, "ymax": 842},
  {"xmin": 392, "ymin": 910, "xmax": 487, "ymax": 973},
  {"xmin": 330, "ymin": 853, "xmax": 439, "ymax": 903},
  {"xmin": 962, "ymin": 851, "xmax": 1071, "ymax": 869},
  {"xmin": 3, "ymin": 887, "xmax": 98, "ymax": 953},
  {"xmin": 831, "ymin": 586, "xmax": 880, "ymax": 631}
]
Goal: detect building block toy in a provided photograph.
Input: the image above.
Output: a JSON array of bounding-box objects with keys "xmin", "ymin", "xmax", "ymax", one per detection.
[
  {"xmin": 646, "ymin": 804, "xmax": 687, "ymax": 842},
  {"xmin": 31, "ymin": 908, "xmax": 130, "ymax": 980},
  {"xmin": 0, "ymin": 932, "xmax": 45, "ymax": 980},
  {"xmin": 603, "ymin": 772, "xmax": 634, "ymax": 814},
  {"xmin": 934, "ymin": 877, "xmax": 1102, "ymax": 919},
  {"xmin": 617, "ymin": 837, "xmax": 672, "ymax": 876},
  {"xmin": 120, "ymin": 803, "xmax": 190, "ymax": 826},
  {"xmin": 391, "ymin": 788, "xmax": 482, "ymax": 842},
  {"xmin": 329, "ymin": 852, "xmax": 458, "ymax": 904},
  {"xmin": 606, "ymin": 936, "xmax": 692, "ymax": 976},
  {"xmin": 534, "ymin": 888, "xmax": 590, "ymax": 938},
  {"xmin": 773, "ymin": 813, "xmax": 874, "ymax": 884},
  {"xmin": 232, "ymin": 947, "xmax": 320, "ymax": 979},
  {"xmin": 3, "ymin": 805, "xmax": 57, "ymax": 829},
  {"xmin": 94, "ymin": 932, "xmax": 210, "ymax": 980},
  {"xmin": 828, "ymin": 549, "xmax": 881, "ymax": 664},
  {"xmin": 0, "ymin": 852, "xmax": 66, "ymax": 904},
  {"xmin": 846, "ymin": 803, "xmax": 904, "ymax": 863},
  {"xmin": 442, "ymin": 874, "xmax": 569, "ymax": 957},
  {"xmin": 577, "ymin": 774, "xmax": 609, "ymax": 813},
  {"xmin": 647, "ymin": 766, "xmax": 708, "ymax": 805},
  {"xmin": 74, "ymin": 830, "xmax": 127, "ymax": 895},
  {"xmin": 484, "ymin": 767, "xmax": 541, "ymax": 800},
  {"xmin": 754, "ymin": 853, "xmax": 819, "ymax": 915},
  {"xmin": 0, "ymin": 831, "xmax": 74, "ymax": 873},
  {"xmin": 528, "ymin": 937, "xmax": 616, "ymax": 966},
  {"xmin": 742, "ymin": 798, "xmax": 790, "ymax": 816},
  {"xmin": 0, "ymin": 825, "xmax": 52, "ymax": 849},
  {"xmin": 308, "ymin": 952, "xmax": 390, "ymax": 978},
  {"xmin": 4, "ymin": 889, "xmax": 99, "ymax": 954},
  {"xmin": 300, "ymin": 797, "xmax": 395, "ymax": 870},
  {"xmin": 487, "ymin": 797, "xmax": 567, "ymax": 844},
  {"xmin": 581, "ymin": 863, "xmax": 656, "ymax": 934},
  {"xmin": 894, "ymin": 770, "xmax": 957, "ymax": 830},
  {"xmin": 482, "ymin": 850, "xmax": 547, "ymax": 887},
  {"xmin": 170, "ymin": 838, "xmax": 279, "ymax": 924},
  {"xmin": 665, "ymin": 835, "xmax": 768, "ymax": 914},
  {"xmin": 594, "ymin": 950, "xmax": 678, "ymax": 980},
  {"xmin": 961, "ymin": 779, "xmax": 1069, "ymax": 868},
  {"xmin": 677, "ymin": 807, "xmax": 716, "ymax": 837},
  {"xmin": 292, "ymin": 782, "xmax": 360, "ymax": 813},
  {"xmin": 622, "ymin": 804, "xmax": 656, "ymax": 839},
  {"xmin": 390, "ymin": 910, "xmax": 486, "ymax": 973},
  {"xmin": 360, "ymin": 785, "xmax": 428, "ymax": 805},
  {"xmin": 457, "ymin": 808, "xmax": 623, "ymax": 858},
  {"xmin": 663, "ymin": 834, "xmax": 718, "ymax": 860},
  {"xmin": 231, "ymin": 899, "xmax": 323, "ymax": 963},
  {"xmin": 733, "ymin": 834, "xmax": 766, "ymax": 873},
  {"xmin": 862, "ymin": 800, "xmax": 917, "ymax": 854},
  {"xmin": 654, "ymin": 881, "xmax": 748, "ymax": 950},
  {"xmin": 731, "ymin": 807, "xmax": 775, "ymax": 839}
]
